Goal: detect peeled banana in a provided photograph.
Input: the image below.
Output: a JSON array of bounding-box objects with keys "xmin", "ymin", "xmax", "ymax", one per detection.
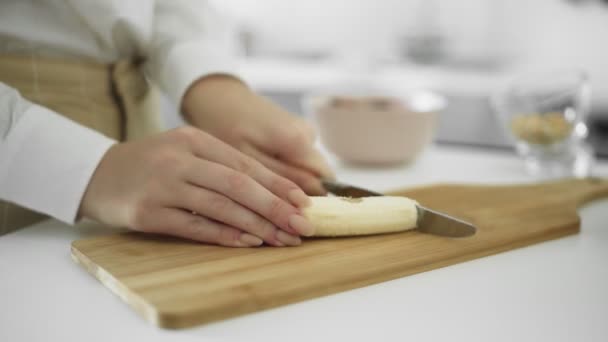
[{"xmin": 302, "ymin": 196, "xmax": 418, "ymax": 237}]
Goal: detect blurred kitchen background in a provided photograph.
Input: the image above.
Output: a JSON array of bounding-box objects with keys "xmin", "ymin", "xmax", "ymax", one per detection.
[{"xmin": 162, "ymin": 0, "xmax": 608, "ymax": 157}]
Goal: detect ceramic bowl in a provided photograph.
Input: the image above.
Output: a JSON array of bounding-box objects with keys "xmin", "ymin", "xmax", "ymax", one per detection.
[{"xmin": 304, "ymin": 90, "xmax": 446, "ymax": 165}]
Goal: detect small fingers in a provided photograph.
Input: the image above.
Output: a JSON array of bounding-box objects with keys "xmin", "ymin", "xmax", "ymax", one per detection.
[
  {"xmin": 249, "ymin": 119, "xmax": 335, "ymax": 179},
  {"xmin": 144, "ymin": 208, "xmax": 264, "ymax": 248},
  {"xmin": 177, "ymin": 185, "xmax": 301, "ymax": 246},
  {"xmin": 185, "ymin": 160, "xmax": 315, "ymax": 236},
  {"xmin": 293, "ymin": 148, "xmax": 336, "ymax": 181},
  {"xmin": 181, "ymin": 128, "xmax": 310, "ymax": 209},
  {"xmin": 242, "ymin": 145, "xmax": 326, "ymax": 196}
]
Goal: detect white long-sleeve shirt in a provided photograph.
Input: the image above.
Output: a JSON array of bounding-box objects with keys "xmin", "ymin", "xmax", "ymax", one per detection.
[{"xmin": 0, "ymin": 0, "xmax": 238, "ymax": 224}]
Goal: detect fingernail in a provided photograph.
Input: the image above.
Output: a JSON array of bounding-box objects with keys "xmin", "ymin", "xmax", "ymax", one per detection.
[
  {"xmin": 288, "ymin": 189, "xmax": 311, "ymax": 208},
  {"xmin": 320, "ymin": 167, "xmax": 336, "ymax": 181},
  {"xmin": 239, "ymin": 233, "xmax": 263, "ymax": 247},
  {"xmin": 307, "ymin": 179, "xmax": 327, "ymax": 196},
  {"xmin": 272, "ymin": 240, "xmax": 285, "ymax": 247},
  {"xmin": 276, "ymin": 230, "xmax": 302, "ymax": 246},
  {"xmin": 289, "ymin": 214, "xmax": 315, "ymax": 237}
]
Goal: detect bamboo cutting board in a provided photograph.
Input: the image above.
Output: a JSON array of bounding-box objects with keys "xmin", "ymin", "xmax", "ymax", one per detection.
[{"xmin": 71, "ymin": 178, "xmax": 608, "ymax": 329}]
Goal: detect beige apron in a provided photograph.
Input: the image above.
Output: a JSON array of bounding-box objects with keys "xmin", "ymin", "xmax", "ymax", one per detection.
[{"xmin": 0, "ymin": 54, "xmax": 163, "ymax": 235}]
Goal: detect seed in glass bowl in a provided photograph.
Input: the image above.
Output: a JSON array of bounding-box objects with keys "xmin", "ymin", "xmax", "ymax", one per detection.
[{"xmin": 510, "ymin": 111, "xmax": 574, "ymax": 145}]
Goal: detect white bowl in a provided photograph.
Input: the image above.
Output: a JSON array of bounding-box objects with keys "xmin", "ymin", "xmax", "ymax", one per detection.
[{"xmin": 304, "ymin": 90, "xmax": 446, "ymax": 165}]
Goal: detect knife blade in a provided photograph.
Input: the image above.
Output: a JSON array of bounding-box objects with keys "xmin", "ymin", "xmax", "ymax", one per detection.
[{"xmin": 321, "ymin": 179, "xmax": 476, "ymax": 238}]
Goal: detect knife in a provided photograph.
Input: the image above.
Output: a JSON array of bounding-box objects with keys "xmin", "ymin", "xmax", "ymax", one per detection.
[{"xmin": 321, "ymin": 179, "xmax": 477, "ymax": 238}]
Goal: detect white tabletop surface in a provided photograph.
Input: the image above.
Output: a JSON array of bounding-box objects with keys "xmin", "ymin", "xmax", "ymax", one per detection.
[{"xmin": 2, "ymin": 144, "xmax": 608, "ymax": 342}]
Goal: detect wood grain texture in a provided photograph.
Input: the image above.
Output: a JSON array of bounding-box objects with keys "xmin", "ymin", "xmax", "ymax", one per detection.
[{"xmin": 71, "ymin": 178, "xmax": 608, "ymax": 329}]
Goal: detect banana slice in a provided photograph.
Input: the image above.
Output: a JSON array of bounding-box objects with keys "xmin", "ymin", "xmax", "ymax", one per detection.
[{"xmin": 303, "ymin": 196, "xmax": 418, "ymax": 237}]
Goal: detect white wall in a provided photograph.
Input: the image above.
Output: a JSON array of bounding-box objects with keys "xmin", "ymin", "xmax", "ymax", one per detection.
[
  {"xmin": 211, "ymin": 0, "xmax": 608, "ymax": 109},
  {"xmin": 212, "ymin": 0, "xmax": 508, "ymax": 61}
]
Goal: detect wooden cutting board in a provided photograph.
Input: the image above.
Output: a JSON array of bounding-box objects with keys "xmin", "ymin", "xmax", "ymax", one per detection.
[{"xmin": 71, "ymin": 178, "xmax": 608, "ymax": 329}]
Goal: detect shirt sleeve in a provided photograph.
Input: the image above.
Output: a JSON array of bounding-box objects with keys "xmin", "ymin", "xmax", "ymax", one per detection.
[
  {"xmin": 0, "ymin": 83, "xmax": 116, "ymax": 224},
  {"xmin": 144, "ymin": 0, "xmax": 242, "ymax": 108}
]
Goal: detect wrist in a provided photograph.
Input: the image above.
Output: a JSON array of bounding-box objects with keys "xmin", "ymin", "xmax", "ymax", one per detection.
[
  {"xmin": 77, "ymin": 143, "xmax": 118, "ymax": 223},
  {"xmin": 181, "ymin": 74, "xmax": 252, "ymax": 124}
]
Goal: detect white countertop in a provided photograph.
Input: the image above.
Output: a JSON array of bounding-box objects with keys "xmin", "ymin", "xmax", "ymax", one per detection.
[{"xmin": 2, "ymin": 144, "xmax": 608, "ymax": 342}]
